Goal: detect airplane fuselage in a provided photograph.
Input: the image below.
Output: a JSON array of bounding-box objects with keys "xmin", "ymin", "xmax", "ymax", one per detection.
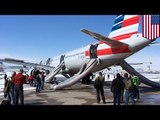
[{"xmin": 50, "ymin": 34, "xmax": 152, "ymax": 76}]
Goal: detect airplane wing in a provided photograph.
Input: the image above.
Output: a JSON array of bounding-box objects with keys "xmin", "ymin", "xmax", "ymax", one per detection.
[
  {"xmin": 148, "ymin": 42, "xmax": 160, "ymax": 46},
  {"xmin": 116, "ymin": 62, "xmax": 150, "ymax": 66},
  {"xmin": 129, "ymin": 63, "xmax": 143, "ymax": 65},
  {"xmin": 0, "ymin": 58, "xmax": 54, "ymax": 70},
  {"xmin": 81, "ymin": 29, "xmax": 128, "ymax": 47}
]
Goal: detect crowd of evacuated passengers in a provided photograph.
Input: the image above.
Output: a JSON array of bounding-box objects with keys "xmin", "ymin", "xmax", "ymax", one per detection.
[
  {"xmin": 2, "ymin": 69, "xmax": 45, "ymax": 105},
  {"xmin": 94, "ymin": 72, "xmax": 141, "ymax": 105},
  {"xmin": 1, "ymin": 68, "xmax": 141, "ymax": 105}
]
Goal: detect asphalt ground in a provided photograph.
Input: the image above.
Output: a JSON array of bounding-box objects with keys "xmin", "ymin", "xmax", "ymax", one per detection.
[{"xmin": 1, "ymin": 82, "xmax": 160, "ymax": 105}]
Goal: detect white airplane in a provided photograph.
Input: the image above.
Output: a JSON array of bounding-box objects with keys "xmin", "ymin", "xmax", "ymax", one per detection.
[{"xmin": 0, "ymin": 15, "xmax": 160, "ymax": 89}]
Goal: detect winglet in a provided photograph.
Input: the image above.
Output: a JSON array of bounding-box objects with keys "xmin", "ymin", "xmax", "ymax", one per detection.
[{"xmin": 81, "ymin": 29, "xmax": 128, "ymax": 47}]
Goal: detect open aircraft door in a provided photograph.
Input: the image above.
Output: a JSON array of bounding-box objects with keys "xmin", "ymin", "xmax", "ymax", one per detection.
[{"xmin": 89, "ymin": 43, "xmax": 98, "ymax": 59}]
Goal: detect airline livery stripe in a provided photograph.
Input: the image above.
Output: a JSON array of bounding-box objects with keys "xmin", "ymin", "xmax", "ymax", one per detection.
[
  {"xmin": 114, "ymin": 15, "xmax": 124, "ymax": 24},
  {"xmin": 122, "ymin": 16, "xmax": 139, "ymax": 28},
  {"xmin": 123, "ymin": 15, "xmax": 139, "ymax": 20},
  {"xmin": 112, "ymin": 23, "xmax": 122, "ymax": 31},
  {"xmin": 116, "ymin": 15, "xmax": 123, "ymax": 19},
  {"xmin": 112, "ymin": 31, "xmax": 138, "ymax": 40},
  {"xmin": 112, "ymin": 16, "xmax": 139, "ymax": 32},
  {"xmin": 85, "ymin": 45, "xmax": 131, "ymax": 56},
  {"xmin": 109, "ymin": 24, "xmax": 139, "ymax": 38},
  {"xmin": 98, "ymin": 33, "xmax": 133, "ymax": 44},
  {"xmin": 109, "ymin": 15, "xmax": 139, "ymax": 39},
  {"xmin": 113, "ymin": 21, "xmax": 122, "ymax": 27}
]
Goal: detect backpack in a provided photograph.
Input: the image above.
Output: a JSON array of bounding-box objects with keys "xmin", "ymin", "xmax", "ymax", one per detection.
[{"xmin": 126, "ymin": 79, "xmax": 133, "ymax": 89}]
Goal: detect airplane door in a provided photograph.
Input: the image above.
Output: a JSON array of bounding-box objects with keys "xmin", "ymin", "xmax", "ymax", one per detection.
[
  {"xmin": 46, "ymin": 58, "xmax": 52, "ymax": 66},
  {"xmin": 89, "ymin": 44, "xmax": 98, "ymax": 59},
  {"xmin": 60, "ymin": 55, "xmax": 65, "ymax": 63},
  {"xmin": 60, "ymin": 55, "xmax": 66, "ymax": 70}
]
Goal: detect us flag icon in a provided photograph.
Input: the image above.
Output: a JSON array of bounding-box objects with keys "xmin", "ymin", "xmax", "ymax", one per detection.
[{"xmin": 142, "ymin": 15, "xmax": 160, "ymax": 40}]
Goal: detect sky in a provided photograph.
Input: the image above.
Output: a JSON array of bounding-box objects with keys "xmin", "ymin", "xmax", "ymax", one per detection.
[{"xmin": 0, "ymin": 15, "xmax": 160, "ymax": 70}]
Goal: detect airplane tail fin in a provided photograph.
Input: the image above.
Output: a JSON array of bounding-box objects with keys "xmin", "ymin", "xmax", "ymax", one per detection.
[{"xmin": 108, "ymin": 15, "xmax": 140, "ymax": 41}]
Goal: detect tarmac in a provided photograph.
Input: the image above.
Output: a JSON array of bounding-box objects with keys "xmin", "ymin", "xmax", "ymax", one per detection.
[{"xmin": 1, "ymin": 82, "xmax": 160, "ymax": 105}]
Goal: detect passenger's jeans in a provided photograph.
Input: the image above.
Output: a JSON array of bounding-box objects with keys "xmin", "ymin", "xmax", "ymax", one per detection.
[
  {"xmin": 113, "ymin": 91, "xmax": 121, "ymax": 105},
  {"xmin": 125, "ymin": 89, "xmax": 135, "ymax": 105},
  {"xmin": 6, "ymin": 87, "xmax": 15, "ymax": 105},
  {"xmin": 121, "ymin": 89, "xmax": 124, "ymax": 103},
  {"xmin": 36, "ymin": 82, "xmax": 41, "ymax": 93},
  {"xmin": 133, "ymin": 86, "xmax": 140, "ymax": 99},
  {"xmin": 40, "ymin": 81, "xmax": 44, "ymax": 90},
  {"xmin": 14, "ymin": 85, "xmax": 24, "ymax": 105}
]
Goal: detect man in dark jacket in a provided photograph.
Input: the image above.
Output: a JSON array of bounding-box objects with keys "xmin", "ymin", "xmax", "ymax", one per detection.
[{"xmin": 111, "ymin": 73, "xmax": 125, "ymax": 105}]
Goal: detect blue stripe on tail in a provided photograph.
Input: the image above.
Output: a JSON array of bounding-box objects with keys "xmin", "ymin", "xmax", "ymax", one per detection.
[
  {"xmin": 111, "ymin": 22, "xmax": 122, "ymax": 32},
  {"xmin": 111, "ymin": 15, "xmax": 124, "ymax": 32},
  {"xmin": 114, "ymin": 15, "xmax": 124, "ymax": 24}
]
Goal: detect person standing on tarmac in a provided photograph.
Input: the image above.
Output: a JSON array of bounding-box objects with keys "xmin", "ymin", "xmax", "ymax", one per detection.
[
  {"xmin": 120, "ymin": 74, "xmax": 125, "ymax": 103},
  {"xmin": 40, "ymin": 71, "xmax": 45, "ymax": 90},
  {"xmin": 94, "ymin": 72, "xmax": 106, "ymax": 104},
  {"xmin": 6, "ymin": 71, "xmax": 16, "ymax": 105},
  {"xmin": 124, "ymin": 73, "xmax": 135, "ymax": 105},
  {"xmin": 111, "ymin": 73, "xmax": 125, "ymax": 105},
  {"xmin": 13, "ymin": 69, "xmax": 25, "ymax": 105},
  {"xmin": 34, "ymin": 70, "xmax": 41, "ymax": 93},
  {"xmin": 131, "ymin": 73, "xmax": 141, "ymax": 101}
]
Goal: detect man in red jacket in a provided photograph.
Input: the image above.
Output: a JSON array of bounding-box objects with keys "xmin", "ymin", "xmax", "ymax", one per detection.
[{"xmin": 13, "ymin": 69, "xmax": 25, "ymax": 105}]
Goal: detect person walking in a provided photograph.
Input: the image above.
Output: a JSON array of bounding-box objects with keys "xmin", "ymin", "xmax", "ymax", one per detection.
[{"xmin": 94, "ymin": 72, "xmax": 106, "ymax": 104}]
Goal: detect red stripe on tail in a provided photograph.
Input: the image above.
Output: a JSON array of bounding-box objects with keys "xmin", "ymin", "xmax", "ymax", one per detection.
[{"xmin": 122, "ymin": 16, "xmax": 139, "ymax": 28}]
